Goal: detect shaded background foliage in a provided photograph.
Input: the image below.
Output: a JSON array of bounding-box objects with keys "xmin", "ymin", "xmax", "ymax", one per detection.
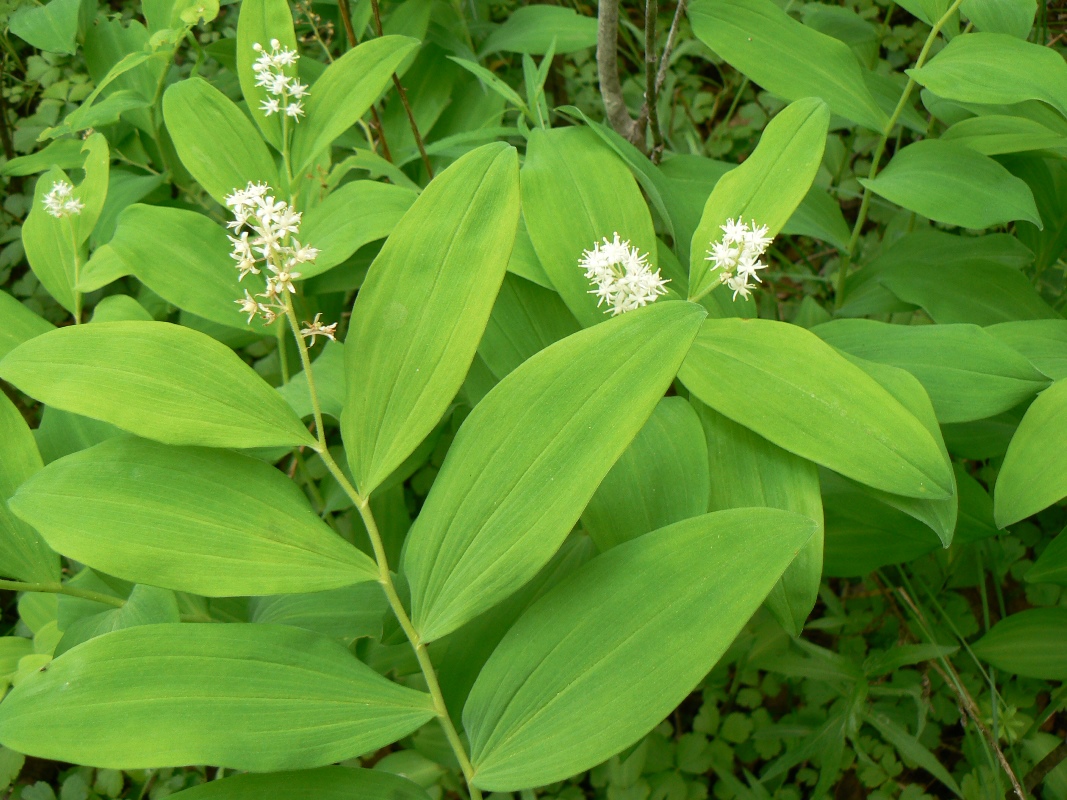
[{"xmin": 0, "ymin": 0, "xmax": 1065, "ymax": 797}]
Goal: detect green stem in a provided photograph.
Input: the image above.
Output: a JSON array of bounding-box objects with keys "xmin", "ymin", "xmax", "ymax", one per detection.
[
  {"xmin": 0, "ymin": 578, "xmax": 125, "ymax": 608},
  {"xmin": 833, "ymin": 0, "xmax": 964, "ymax": 310},
  {"xmin": 281, "ymin": 300, "xmax": 483, "ymax": 800},
  {"xmin": 66, "ymin": 217, "xmax": 82, "ymax": 324}
]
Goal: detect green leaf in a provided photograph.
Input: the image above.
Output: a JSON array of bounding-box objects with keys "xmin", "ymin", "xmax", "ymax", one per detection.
[
  {"xmin": 0, "ymin": 623, "xmax": 435, "ymax": 769},
  {"xmin": 942, "ymin": 115, "xmax": 1067, "ymax": 156},
  {"xmin": 235, "ymin": 0, "xmax": 297, "ymax": 150},
  {"xmin": 10, "ymin": 436, "xmax": 376, "ymax": 596},
  {"xmin": 110, "ymin": 205, "xmax": 265, "ymax": 332},
  {"xmin": 989, "ymin": 320, "xmax": 1067, "ymax": 380},
  {"xmin": 520, "ymin": 126, "xmax": 658, "ymax": 327},
  {"xmin": 0, "ymin": 291, "xmax": 53, "ymax": 361},
  {"xmin": 688, "ymin": 0, "xmax": 887, "ymax": 131},
  {"xmin": 961, "ymin": 0, "xmax": 1035, "ymax": 37},
  {"xmin": 865, "ymin": 714, "xmax": 962, "ymax": 797},
  {"xmin": 299, "ymin": 181, "xmax": 417, "ymax": 277},
  {"xmin": 679, "ymin": 318, "xmax": 953, "ymax": 499},
  {"xmin": 693, "ymin": 402, "xmax": 823, "ymax": 638},
  {"xmin": 162, "ymin": 78, "xmax": 280, "ymax": 205},
  {"xmin": 480, "ymin": 6, "xmax": 597, "ymax": 55},
  {"xmin": 463, "ymin": 508, "xmax": 816, "ymax": 791},
  {"xmin": 478, "ymin": 273, "xmax": 580, "ymax": 382},
  {"xmin": 290, "ymin": 37, "xmax": 420, "ymax": 175},
  {"xmin": 55, "ymin": 584, "xmax": 180, "ymax": 657},
  {"xmin": 994, "ymin": 378, "xmax": 1067, "ymax": 526},
  {"xmin": 1027, "ymin": 526, "xmax": 1067, "ymax": 585},
  {"xmin": 687, "ymin": 98, "xmax": 830, "ymax": 301},
  {"xmin": 403, "ymin": 301, "xmax": 706, "ymax": 642},
  {"xmin": 0, "ymin": 322, "xmax": 315, "ymax": 449},
  {"xmin": 22, "ymin": 169, "xmax": 80, "ymax": 313},
  {"xmin": 972, "ymin": 608, "xmax": 1067, "ymax": 679},
  {"xmin": 859, "ymin": 140, "xmax": 1040, "ymax": 229},
  {"xmin": 0, "ymin": 393, "xmax": 59, "ymax": 583},
  {"xmin": 250, "ymin": 584, "xmax": 388, "ymax": 643},
  {"xmin": 582, "ymin": 397, "xmax": 709, "ymax": 552},
  {"xmin": 342, "ymin": 143, "xmax": 520, "ymax": 495},
  {"xmin": 8, "ymin": 0, "xmax": 81, "ymax": 54},
  {"xmin": 813, "ymin": 320, "xmax": 1049, "ymax": 423},
  {"xmin": 168, "ymin": 767, "xmax": 431, "ymax": 800},
  {"xmin": 908, "ymin": 33, "xmax": 1067, "ymax": 121}
]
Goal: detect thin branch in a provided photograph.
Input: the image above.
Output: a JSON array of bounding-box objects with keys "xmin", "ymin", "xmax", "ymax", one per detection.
[
  {"xmin": 597, "ymin": 0, "xmax": 644, "ymax": 145},
  {"xmin": 645, "ymin": 0, "xmax": 664, "ymax": 161},
  {"xmin": 1025, "ymin": 741, "xmax": 1067, "ymax": 794},
  {"xmin": 336, "ymin": 0, "xmax": 394, "ymax": 163},
  {"xmin": 654, "ymin": 0, "xmax": 686, "ymax": 96},
  {"xmin": 369, "ymin": 0, "xmax": 434, "ymax": 178}
]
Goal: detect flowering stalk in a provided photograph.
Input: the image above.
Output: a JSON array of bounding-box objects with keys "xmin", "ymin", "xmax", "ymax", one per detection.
[
  {"xmin": 580, "ymin": 233, "xmax": 668, "ymax": 315},
  {"xmin": 688, "ymin": 217, "xmax": 772, "ymax": 304},
  {"xmin": 42, "ymin": 180, "xmax": 85, "ymax": 323},
  {"xmin": 279, "ymin": 299, "xmax": 483, "ymax": 800},
  {"xmin": 252, "ymin": 40, "xmax": 308, "ymax": 184}
]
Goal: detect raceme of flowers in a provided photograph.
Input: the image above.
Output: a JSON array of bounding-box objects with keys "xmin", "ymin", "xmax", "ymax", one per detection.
[
  {"xmin": 705, "ymin": 218, "xmax": 772, "ymax": 300},
  {"xmin": 253, "ymin": 39, "xmax": 308, "ymax": 119},
  {"xmin": 226, "ymin": 181, "xmax": 336, "ymax": 344},
  {"xmin": 579, "ymin": 233, "xmax": 669, "ymax": 316},
  {"xmin": 42, "ymin": 180, "xmax": 84, "ymax": 219}
]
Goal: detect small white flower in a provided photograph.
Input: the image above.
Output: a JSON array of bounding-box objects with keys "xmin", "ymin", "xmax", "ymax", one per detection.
[
  {"xmin": 235, "ymin": 290, "xmax": 260, "ymax": 323},
  {"xmin": 300, "ymin": 313, "xmax": 338, "ymax": 345},
  {"xmin": 252, "ymin": 40, "xmax": 306, "ymax": 124},
  {"xmin": 42, "ymin": 180, "xmax": 83, "ymax": 218},
  {"xmin": 579, "ymin": 232, "xmax": 669, "ymax": 316},
  {"xmin": 705, "ymin": 218, "xmax": 772, "ymax": 302}
]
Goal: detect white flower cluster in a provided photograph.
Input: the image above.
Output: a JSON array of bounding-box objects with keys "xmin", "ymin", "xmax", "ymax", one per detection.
[
  {"xmin": 705, "ymin": 218, "xmax": 772, "ymax": 300},
  {"xmin": 226, "ymin": 182, "xmax": 333, "ymax": 344},
  {"xmin": 579, "ymin": 233, "xmax": 669, "ymax": 316},
  {"xmin": 253, "ymin": 40, "xmax": 308, "ymax": 119},
  {"xmin": 42, "ymin": 180, "xmax": 84, "ymax": 219}
]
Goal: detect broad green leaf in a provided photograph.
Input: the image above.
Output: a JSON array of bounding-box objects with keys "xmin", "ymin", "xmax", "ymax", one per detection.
[
  {"xmin": 299, "ymin": 182, "xmax": 417, "ymax": 277},
  {"xmin": 111, "ymin": 205, "xmax": 265, "ymax": 332},
  {"xmin": 403, "ymin": 301, "xmax": 706, "ymax": 642},
  {"xmin": 480, "ymin": 6, "xmax": 597, "ymax": 55},
  {"xmin": 35, "ymin": 407, "xmax": 122, "ymax": 465},
  {"xmin": 865, "ymin": 714, "xmax": 962, "ymax": 798},
  {"xmin": 463, "ymin": 508, "xmax": 816, "ymax": 791},
  {"xmin": 694, "ymin": 402, "xmax": 822, "ymax": 637},
  {"xmin": 583, "ymin": 397, "xmax": 709, "ymax": 552},
  {"xmin": 10, "ymin": 436, "xmax": 376, "ymax": 596},
  {"xmin": 250, "ymin": 584, "xmax": 388, "ymax": 643},
  {"xmin": 688, "ymin": 0, "xmax": 887, "ymax": 131},
  {"xmin": 1027, "ymin": 526, "xmax": 1067, "ymax": 585},
  {"xmin": 8, "ymin": 0, "xmax": 80, "ymax": 54},
  {"xmin": 478, "ymin": 273, "xmax": 580, "ymax": 381},
  {"xmin": 0, "ymin": 623, "xmax": 435, "ymax": 769},
  {"xmin": 942, "ymin": 115, "xmax": 1067, "ymax": 156},
  {"xmin": 290, "ymin": 37, "xmax": 420, "ymax": 175},
  {"xmin": 813, "ymin": 320, "xmax": 1049, "ymax": 423},
  {"xmin": 688, "ymin": 98, "xmax": 830, "ymax": 300},
  {"xmin": 520, "ymin": 126, "xmax": 657, "ymax": 327},
  {"xmin": 55, "ymin": 584, "xmax": 180, "ymax": 657},
  {"xmin": 0, "ymin": 139, "xmax": 84, "ymax": 177},
  {"xmin": 169, "ymin": 767, "xmax": 431, "ymax": 800},
  {"xmin": 859, "ymin": 140, "xmax": 1040, "ymax": 229},
  {"xmin": 342, "ymin": 143, "xmax": 520, "ymax": 495},
  {"xmin": 235, "ymin": 0, "xmax": 297, "ymax": 150},
  {"xmin": 0, "ymin": 322, "xmax": 315, "ymax": 449},
  {"xmin": 91, "ymin": 296, "xmax": 152, "ymax": 323},
  {"xmin": 92, "ymin": 169, "xmax": 167, "ymax": 248},
  {"xmin": 908, "ymin": 33, "xmax": 1067, "ymax": 121},
  {"xmin": 0, "ymin": 291, "xmax": 53, "ymax": 360},
  {"xmin": 435, "ymin": 537, "xmax": 595, "ymax": 720},
  {"xmin": 822, "ymin": 472, "xmax": 941, "ymax": 577},
  {"xmin": 994, "ymin": 378, "xmax": 1067, "ymax": 526},
  {"xmin": 162, "ymin": 78, "xmax": 280, "ymax": 205},
  {"xmin": 77, "ymin": 243, "xmax": 131, "ymax": 293},
  {"xmin": 972, "ymin": 608, "xmax": 1067, "ymax": 679},
  {"xmin": 990, "ymin": 320, "xmax": 1067, "ymax": 381},
  {"xmin": 72, "ymin": 134, "xmax": 110, "ymax": 246},
  {"xmin": 961, "ymin": 0, "xmax": 1035, "ymax": 37},
  {"xmin": 678, "ymin": 318, "xmax": 953, "ymax": 499},
  {"xmin": 0, "ymin": 393, "xmax": 59, "ymax": 583}
]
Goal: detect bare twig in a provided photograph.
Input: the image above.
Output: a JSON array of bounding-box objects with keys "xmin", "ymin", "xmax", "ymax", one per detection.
[
  {"xmin": 0, "ymin": 60, "xmax": 15, "ymax": 161},
  {"xmin": 337, "ymin": 0, "xmax": 394, "ymax": 163},
  {"xmin": 1025, "ymin": 740, "xmax": 1067, "ymax": 793},
  {"xmin": 654, "ymin": 0, "xmax": 686, "ymax": 96},
  {"xmin": 369, "ymin": 0, "xmax": 434, "ymax": 178},
  {"xmin": 644, "ymin": 0, "xmax": 664, "ymax": 161},
  {"xmin": 597, "ymin": 0, "xmax": 645, "ymax": 145}
]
